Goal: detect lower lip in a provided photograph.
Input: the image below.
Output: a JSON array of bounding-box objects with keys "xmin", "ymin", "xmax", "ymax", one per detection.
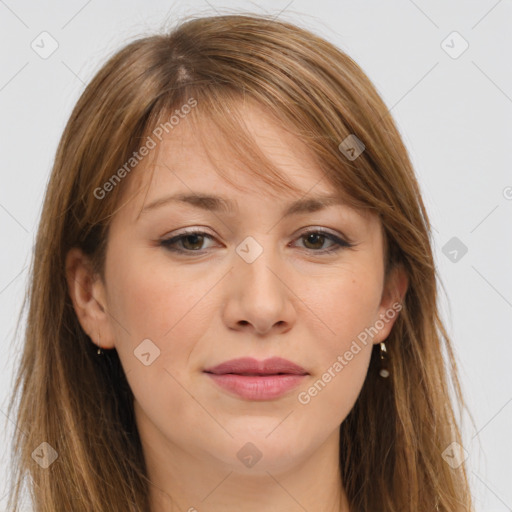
[{"xmin": 205, "ymin": 373, "xmax": 307, "ymax": 400}]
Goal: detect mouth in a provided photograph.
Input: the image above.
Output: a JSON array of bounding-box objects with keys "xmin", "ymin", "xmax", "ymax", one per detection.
[{"xmin": 203, "ymin": 357, "xmax": 309, "ymax": 400}]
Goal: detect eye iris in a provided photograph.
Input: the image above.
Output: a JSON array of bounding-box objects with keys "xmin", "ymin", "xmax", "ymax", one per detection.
[
  {"xmin": 182, "ymin": 234, "xmax": 204, "ymax": 250},
  {"xmin": 303, "ymin": 233, "xmax": 325, "ymax": 250}
]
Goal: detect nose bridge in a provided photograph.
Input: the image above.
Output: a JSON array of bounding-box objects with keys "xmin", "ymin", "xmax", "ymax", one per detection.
[
  {"xmin": 235, "ymin": 234, "xmax": 284, "ymax": 300},
  {"xmin": 224, "ymin": 233, "xmax": 294, "ymax": 333}
]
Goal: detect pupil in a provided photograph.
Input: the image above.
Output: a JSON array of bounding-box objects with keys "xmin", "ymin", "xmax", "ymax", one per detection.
[
  {"xmin": 183, "ymin": 234, "xmax": 203, "ymax": 250},
  {"xmin": 305, "ymin": 233, "xmax": 324, "ymax": 249}
]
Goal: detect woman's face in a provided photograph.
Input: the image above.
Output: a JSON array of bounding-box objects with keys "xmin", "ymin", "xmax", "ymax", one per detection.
[{"xmin": 68, "ymin": 101, "xmax": 406, "ymax": 478}]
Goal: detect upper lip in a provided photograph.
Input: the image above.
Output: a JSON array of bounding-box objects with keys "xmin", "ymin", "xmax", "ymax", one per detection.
[{"xmin": 203, "ymin": 357, "xmax": 308, "ymax": 376}]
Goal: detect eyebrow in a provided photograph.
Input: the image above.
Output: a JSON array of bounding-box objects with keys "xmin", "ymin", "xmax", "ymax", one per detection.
[{"xmin": 139, "ymin": 192, "xmax": 347, "ymax": 218}]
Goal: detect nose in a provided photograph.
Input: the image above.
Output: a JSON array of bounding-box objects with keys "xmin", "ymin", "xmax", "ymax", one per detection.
[{"xmin": 222, "ymin": 245, "xmax": 296, "ymax": 336}]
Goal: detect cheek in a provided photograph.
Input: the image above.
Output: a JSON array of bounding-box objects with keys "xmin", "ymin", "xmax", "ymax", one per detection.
[
  {"xmin": 296, "ymin": 276, "xmax": 377, "ymax": 426},
  {"xmin": 303, "ymin": 262, "xmax": 383, "ymax": 346},
  {"xmin": 293, "ymin": 263, "xmax": 381, "ymax": 419},
  {"xmin": 296, "ymin": 344, "xmax": 372, "ymax": 438},
  {"xmin": 107, "ymin": 246, "xmax": 215, "ymax": 335},
  {"xmin": 105, "ymin": 254, "xmax": 215, "ymax": 431},
  {"xmin": 103, "ymin": 248, "xmax": 212, "ymax": 369}
]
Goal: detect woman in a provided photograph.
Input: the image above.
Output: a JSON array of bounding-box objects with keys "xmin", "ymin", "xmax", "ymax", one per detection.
[{"xmin": 5, "ymin": 13, "xmax": 475, "ymax": 511}]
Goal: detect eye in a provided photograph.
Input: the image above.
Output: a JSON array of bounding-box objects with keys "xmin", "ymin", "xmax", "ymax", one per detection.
[
  {"xmin": 292, "ymin": 228, "xmax": 354, "ymax": 253},
  {"xmin": 159, "ymin": 228, "xmax": 354, "ymax": 255},
  {"xmin": 160, "ymin": 230, "xmax": 216, "ymax": 253}
]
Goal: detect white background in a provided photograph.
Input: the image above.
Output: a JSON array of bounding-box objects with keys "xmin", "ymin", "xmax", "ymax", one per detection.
[{"xmin": 1, "ymin": 1, "xmax": 511, "ymax": 510}]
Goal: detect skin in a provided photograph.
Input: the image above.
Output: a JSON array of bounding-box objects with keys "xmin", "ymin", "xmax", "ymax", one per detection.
[{"xmin": 66, "ymin": 100, "xmax": 408, "ymax": 512}]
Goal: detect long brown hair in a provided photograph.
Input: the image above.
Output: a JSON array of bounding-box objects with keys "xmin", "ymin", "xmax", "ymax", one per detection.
[{"xmin": 5, "ymin": 12, "xmax": 475, "ymax": 511}]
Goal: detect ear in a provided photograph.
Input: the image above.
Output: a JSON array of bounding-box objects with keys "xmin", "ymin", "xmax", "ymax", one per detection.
[
  {"xmin": 371, "ymin": 264, "xmax": 408, "ymax": 345},
  {"xmin": 65, "ymin": 247, "xmax": 116, "ymax": 350}
]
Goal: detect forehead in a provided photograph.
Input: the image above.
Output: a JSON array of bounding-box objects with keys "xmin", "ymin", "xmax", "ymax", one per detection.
[{"xmin": 122, "ymin": 99, "xmax": 341, "ymax": 215}]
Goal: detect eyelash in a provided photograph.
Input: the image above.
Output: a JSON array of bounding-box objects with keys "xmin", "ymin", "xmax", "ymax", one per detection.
[{"xmin": 159, "ymin": 228, "xmax": 354, "ymax": 255}]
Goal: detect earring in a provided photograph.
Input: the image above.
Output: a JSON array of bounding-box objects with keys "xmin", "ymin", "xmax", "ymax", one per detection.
[
  {"xmin": 96, "ymin": 330, "xmax": 103, "ymax": 356},
  {"xmin": 379, "ymin": 341, "xmax": 389, "ymax": 378}
]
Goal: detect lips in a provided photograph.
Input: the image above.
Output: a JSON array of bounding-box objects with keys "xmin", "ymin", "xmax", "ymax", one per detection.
[
  {"xmin": 203, "ymin": 357, "xmax": 308, "ymax": 376},
  {"xmin": 203, "ymin": 357, "xmax": 309, "ymax": 400}
]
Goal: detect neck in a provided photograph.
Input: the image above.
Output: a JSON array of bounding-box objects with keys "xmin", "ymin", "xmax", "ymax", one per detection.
[{"xmin": 148, "ymin": 466, "xmax": 350, "ymax": 512}]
